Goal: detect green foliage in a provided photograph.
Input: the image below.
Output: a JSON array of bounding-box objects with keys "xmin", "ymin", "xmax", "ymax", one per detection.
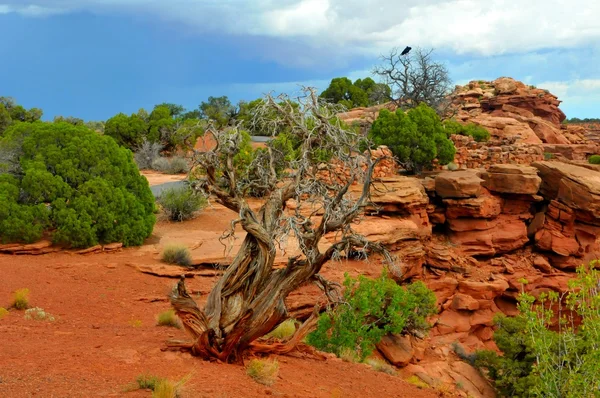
[
  {"xmin": 544, "ymin": 152, "xmax": 554, "ymax": 160},
  {"xmin": 475, "ymin": 264, "xmax": 600, "ymax": 398},
  {"xmin": 104, "ymin": 112, "xmax": 148, "ymax": 149},
  {"xmin": 320, "ymin": 77, "xmax": 391, "ymax": 109},
  {"xmin": 148, "ymin": 105, "xmax": 176, "ymax": 145},
  {"xmin": 307, "ymin": 272, "xmax": 437, "ymax": 361},
  {"xmin": 369, "ymin": 104, "xmax": 456, "ymax": 173},
  {"xmin": 200, "ymin": 96, "xmax": 235, "ymax": 128},
  {"xmin": 0, "ymin": 122, "xmax": 156, "ymax": 247},
  {"xmin": 0, "ymin": 103, "xmax": 11, "ymax": 135},
  {"xmin": 565, "ymin": 117, "xmax": 600, "ymax": 124},
  {"xmin": 161, "ymin": 244, "xmax": 192, "ymax": 266},
  {"xmin": 588, "ymin": 155, "xmax": 600, "ymax": 164},
  {"xmin": 0, "ymin": 97, "xmax": 41, "ymax": 135},
  {"xmin": 157, "ymin": 185, "xmax": 206, "ymax": 221},
  {"xmin": 443, "ymin": 119, "xmax": 490, "ymax": 142}
]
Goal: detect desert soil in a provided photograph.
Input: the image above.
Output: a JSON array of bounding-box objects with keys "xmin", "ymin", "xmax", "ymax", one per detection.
[{"xmin": 0, "ymin": 183, "xmax": 438, "ymax": 398}]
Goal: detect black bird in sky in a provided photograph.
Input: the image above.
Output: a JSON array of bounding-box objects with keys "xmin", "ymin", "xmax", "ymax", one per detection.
[{"xmin": 401, "ymin": 46, "xmax": 412, "ymax": 56}]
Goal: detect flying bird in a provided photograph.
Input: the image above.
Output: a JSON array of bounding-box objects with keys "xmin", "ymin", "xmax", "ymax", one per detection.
[{"xmin": 400, "ymin": 46, "xmax": 412, "ymax": 56}]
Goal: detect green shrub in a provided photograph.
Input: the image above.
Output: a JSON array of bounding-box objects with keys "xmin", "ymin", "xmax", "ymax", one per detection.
[
  {"xmin": 588, "ymin": 155, "xmax": 600, "ymax": 164},
  {"xmin": 544, "ymin": 152, "xmax": 554, "ymax": 160},
  {"xmin": 475, "ymin": 264, "xmax": 600, "ymax": 398},
  {"xmin": 369, "ymin": 104, "xmax": 456, "ymax": 173},
  {"xmin": 307, "ymin": 272, "xmax": 437, "ymax": 361},
  {"xmin": 157, "ymin": 186, "xmax": 206, "ymax": 221},
  {"xmin": 161, "ymin": 245, "xmax": 192, "ymax": 266},
  {"xmin": 0, "ymin": 122, "xmax": 156, "ymax": 247},
  {"xmin": 443, "ymin": 119, "xmax": 490, "ymax": 142}
]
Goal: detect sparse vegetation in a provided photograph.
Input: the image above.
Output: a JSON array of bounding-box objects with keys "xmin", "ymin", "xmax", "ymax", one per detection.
[
  {"xmin": 406, "ymin": 375, "xmax": 430, "ymax": 389},
  {"xmin": 161, "ymin": 244, "xmax": 192, "ymax": 266},
  {"xmin": 151, "ymin": 156, "xmax": 190, "ymax": 174},
  {"xmin": 12, "ymin": 288, "xmax": 30, "ymax": 310},
  {"xmin": 157, "ymin": 186, "xmax": 206, "ymax": 221},
  {"xmin": 246, "ymin": 358, "xmax": 279, "ymax": 386},
  {"xmin": 24, "ymin": 307, "xmax": 55, "ymax": 321},
  {"xmin": 365, "ymin": 358, "xmax": 396, "ymax": 375},
  {"xmin": 307, "ymin": 273, "xmax": 437, "ymax": 361},
  {"xmin": 134, "ymin": 139, "xmax": 163, "ymax": 169},
  {"xmin": 129, "ymin": 319, "xmax": 143, "ymax": 328},
  {"xmin": 588, "ymin": 154, "xmax": 600, "ymax": 164},
  {"xmin": 136, "ymin": 373, "xmax": 162, "ymax": 390},
  {"xmin": 0, "ymin": 307, "xmax": 9, "ymax": 319},
  {"xmin": 157, "ymin": 309, "xmax": 180, "ymax": 328},
  {"xmin": 544, "ymin": 152, "xmax": 554, "ymax": 160},
  {"xmin": 443, "ymin": 119, "xmax": 490, "ymax": 142}
]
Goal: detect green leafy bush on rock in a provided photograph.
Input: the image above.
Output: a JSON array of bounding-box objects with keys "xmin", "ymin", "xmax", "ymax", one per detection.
[
  {"xmin": 0, "ymin": 121, "xmax": 155, "ymax": 247},
  {"xmin": 307, "ymin": 272, "xmax": 437, "ymax": 361}
]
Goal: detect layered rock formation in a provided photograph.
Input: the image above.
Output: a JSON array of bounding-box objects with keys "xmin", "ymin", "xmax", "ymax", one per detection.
[{"xmin": 446, "ymin": 77, "xmax": 600, "ymax": 168}]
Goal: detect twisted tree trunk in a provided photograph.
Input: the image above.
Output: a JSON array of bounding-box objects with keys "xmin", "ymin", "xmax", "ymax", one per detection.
[{"xmin": 163, "ymin": 88, "xmax": 390, "ymax": 363}]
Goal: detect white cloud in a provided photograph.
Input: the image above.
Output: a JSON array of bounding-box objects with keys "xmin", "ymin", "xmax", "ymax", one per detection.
[
  {"xmin": 537, "ymin": 79, "xmax": 600, "ymax": 117},
  {"xmin": 1, "ymin": 0, "xmax": 600, "ymax": 56}
]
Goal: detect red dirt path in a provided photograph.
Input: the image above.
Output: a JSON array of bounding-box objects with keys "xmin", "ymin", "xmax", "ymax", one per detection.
[{"xmin": 0, "ymin": 206, "xmax": 438, "ymax": 397}]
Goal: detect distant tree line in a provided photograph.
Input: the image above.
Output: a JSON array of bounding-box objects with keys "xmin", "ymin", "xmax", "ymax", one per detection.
[{"xmin": 564, "ymin": 117, "xmax": 600, "ymax": 123}]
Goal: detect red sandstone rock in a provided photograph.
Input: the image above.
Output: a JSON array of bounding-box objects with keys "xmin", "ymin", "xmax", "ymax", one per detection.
[
  {"xmin": 451, "ymin": 294, "xmax": 480, "ymax": 311},
  {"xmin": 377, "ymin": 334, "xmax": 414, "ymax": 367},
  {"xmin": 482, "ymin": 164, "xmax": 541, "ymax": 195},
  {"xmin": 458, "ymin": 279, "xmax": 509, "ymax": 300},
  {"xmin": 435, "ymin": 170, "xmax": 483, "ymax": 198},
  {"xmin": 444, "ymin": 194, "xmax": 502, "ymax": 219}
]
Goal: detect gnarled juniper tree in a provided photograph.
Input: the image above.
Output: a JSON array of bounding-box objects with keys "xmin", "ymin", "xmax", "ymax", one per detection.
[{"xmin": 165, "ymin": 87, "xmax": 393, "ymax": 363}]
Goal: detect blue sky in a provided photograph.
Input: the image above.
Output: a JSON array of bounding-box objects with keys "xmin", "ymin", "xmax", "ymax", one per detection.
[{"xmin": 1, "ymin": 0, "xmax": 599, "ymax": 121}]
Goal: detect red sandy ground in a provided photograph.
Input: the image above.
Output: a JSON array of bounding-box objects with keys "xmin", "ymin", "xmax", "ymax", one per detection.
[{"xmin": 0, "ymin": 205, "xmax": 438, "ymax": 397}]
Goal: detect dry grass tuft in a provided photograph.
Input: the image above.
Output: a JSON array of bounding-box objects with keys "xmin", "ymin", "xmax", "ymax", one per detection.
[
  {"xmin": 12, "ymin": 288, "xmax": 30, "ymax": 310},
  {"xmin": 264, "ymin": 319, "xmax": 297, "ymax": 341},
  {"xmin": 406, "ymin": 375, "xmax": 430, "ymax": 389},
  {"xmin": 246, "ymin": 358, "xmax": 279, "ymax": 386},
  {"xmin": 157, "ymin": 309, "xmax": 180, "ymax": 328},
  {"xmin": 338, "ymin": 348, "xmax": 360, "ymax": 363},
  {"xmin": 162, "ymin": 245, "xmax": 192, "ymax": 266},
  {"xmin": 0, "ymin": 307, "xmax": 9, "ymax": 319},
  {"xmin": 365, "ymin": 358, "xmax": 396, "ymax": 375}
]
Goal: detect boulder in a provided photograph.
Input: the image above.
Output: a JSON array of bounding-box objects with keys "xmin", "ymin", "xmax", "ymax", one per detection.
[
  {"xmin": 451, "ymin": 294, "xmax": 480, "ymax": 311},
  {"xmin": 482, "ymin": 164, "xmax": 541, "ymax": 195},
  {"xmin": 435, "ymin": 170, "xmax": 483, "ymax": 198},
  {"xmin": 376, "ymin": 334, "xmax": 414, "ymax": 367}
]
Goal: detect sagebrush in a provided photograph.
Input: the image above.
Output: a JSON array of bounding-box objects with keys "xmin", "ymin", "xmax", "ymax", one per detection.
[
  {"xmin": 157, "ymin": 186, "xmax": 206, "ymax": 221},
  {"xmin": 161, "ymin": 244, "xmax": 192, "ymax": 266}
]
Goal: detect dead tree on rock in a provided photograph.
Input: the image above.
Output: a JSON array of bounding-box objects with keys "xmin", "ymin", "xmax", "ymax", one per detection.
[
  {"xmin": 373, "ymin": 47, "xmax": 452, "ymax": 114},
  {"xmin": 165, "ymin": 87, "xmax": 392, "ymax": 363}
]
